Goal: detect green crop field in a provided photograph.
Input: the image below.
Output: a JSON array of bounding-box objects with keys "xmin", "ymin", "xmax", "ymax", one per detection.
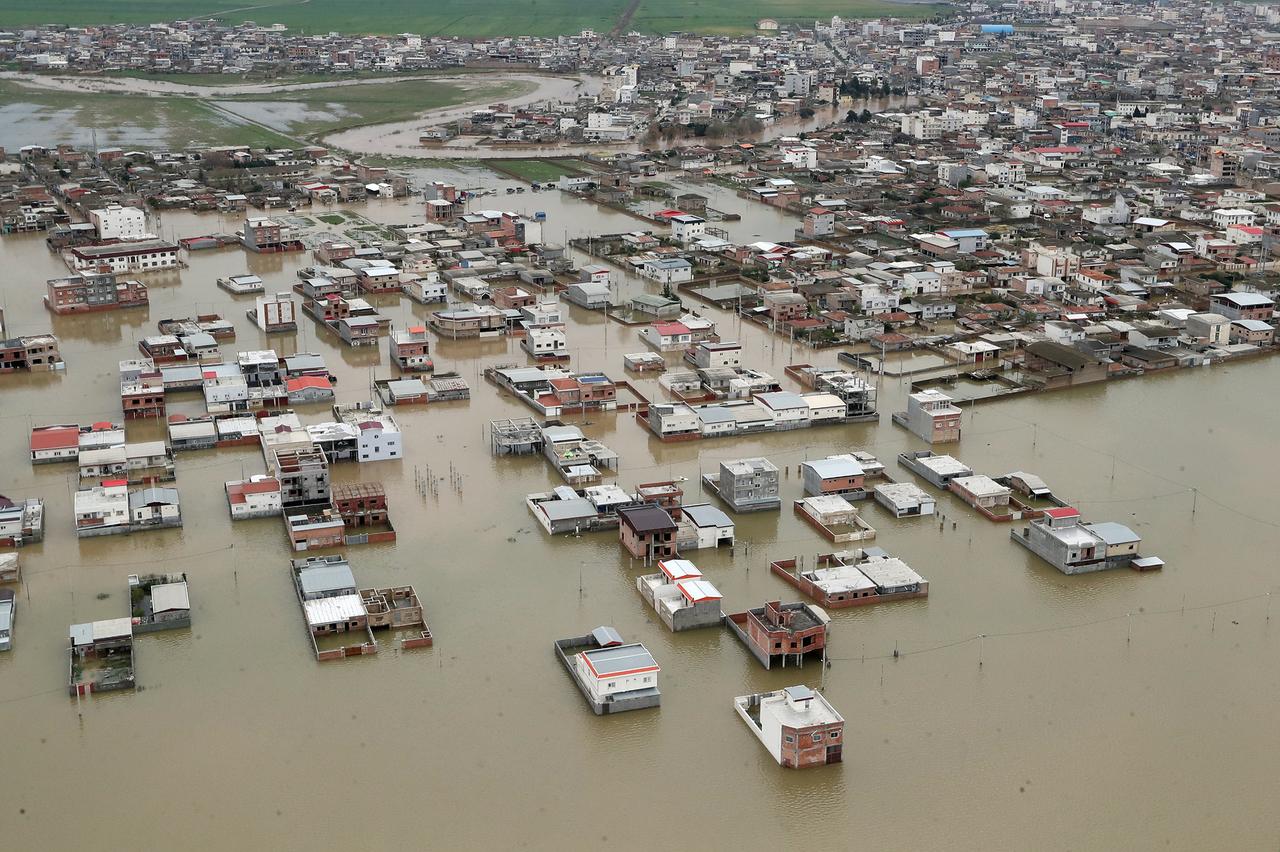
[
  {"xmin": 487, "ymin": 158, "xmax": 590, "ymax": 183},
  {"xmin": 0, "ymin": 75, "xmax": 531, "ymax": 151},
  {"xmin": 0, "ymin": 0, "xmax": 945, "ymax": 36}
]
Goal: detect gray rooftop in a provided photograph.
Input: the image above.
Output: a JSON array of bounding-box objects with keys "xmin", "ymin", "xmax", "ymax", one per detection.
[
  {"xmin": 581, "ymin": 643, "xmax": 659, "ymax": 676},
  {"xmin": 297, "ymin": 561, "xmax": 356, "ymax": 598}
]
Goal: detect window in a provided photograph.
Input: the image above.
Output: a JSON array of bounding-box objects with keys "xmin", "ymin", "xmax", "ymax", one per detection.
[
  {"xmin": 784, "ymin": 735, "xmax": 795, "ymax": 743},
  {"xmin": 829, "ymin": 731, "xmax": 840, "ymax": 740},
  {"xmin": 606, "ymin": 681, "xmax": 615, "ymax": 688},
  {"xmin": 812, "ymin": 733, "xmax": 823, "ymax": 742}
]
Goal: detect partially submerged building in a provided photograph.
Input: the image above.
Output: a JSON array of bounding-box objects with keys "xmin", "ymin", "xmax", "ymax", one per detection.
[
  {"xmin": 0, "ymin": 589, "xmax": 13, "ymax": 651},
  {"xmin": 898, "ymin": 450, "xmax": 973, "ymax": 489},
  {"xmin": 291, "ymin": 556, "xmax": 429, "ymax": 659},
  {"xmin": 771, "ymin": 548, "xmax": 928, "ymax": 609},
  {"xmin": 793, "ymin": 495, "xmax": 876, "ymax": 543},
  {"xmin": 892, "ymin": 389, "xmax": 962, "ymax": 444},
  {"xmin": 724, "ymin": 600, "xmax": 830, "ymax": 669},
  {"xmin": 554, "ymin": 626, "xmax": 661, "ymax": 715},
  {"xmin": 733, "ymin": 685, "xmax": 844, "ymax": 769},
  {"xmin": 703, "ymin": 457, "xmax": 780, "ymax": 512},
  {"xmin": 800, "ymin": 454, "xmax": 868, "ymax": 500},
  {"xmin": 68, "ymin": 618, "xmax": 135, "ymax": 696},
  {"xmin": 527, "ymin": 484, "xmax": 636, "ymax": 535},
  {"xmin": 636, "ymin": 559, "xmax": 723, "ymax": 631},
  {"xmin": 225, "ymin": 475, "xmax": 282, "ymax": 519},
  {"xmin": 0, "ymin": 496, "xmax": 44, "ymax": 546},
  {"xmin": 873, "ymin": 481, "xmax": 936, "ymax": 518},
  {"xmin": 617, "ymin": 504, "xmax": 678, "ymax": 563},
  {"xmin": 128, "ymin": 573, "xmax": 191, "ymax": 633},
  {"xmin": 1011, "ymin": 507, "xmax": 1162, "ymax": 574}
]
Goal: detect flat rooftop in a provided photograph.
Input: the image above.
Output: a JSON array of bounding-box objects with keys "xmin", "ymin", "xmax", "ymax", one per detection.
[{"xmin": 580, "ymin": 643, "xmax": 659, "ymax": 678}]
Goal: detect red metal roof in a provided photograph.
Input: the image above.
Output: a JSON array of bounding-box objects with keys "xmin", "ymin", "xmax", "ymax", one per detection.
[
  {"xmin": 286, "ymin": 376, "xmax": 330, "ymax": 392},
  {"xmin": 1044, "ymin": 507, "xmax": 1080, "ymax": 519},
  {"xmin": 30, "ymin": 425, "xmax": 79, "ymax": 451}
]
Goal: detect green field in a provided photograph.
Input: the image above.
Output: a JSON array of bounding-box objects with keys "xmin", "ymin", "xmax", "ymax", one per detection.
[
  {"xmin": 0, "ymin": 80, "xmax": 299, "ymax": 150},
  {"xmin": 0, "ymin": 75, "xmax": 530, "ymax": 151},
  {"xmin": 0, "ymin": 0, "xmax": 945, "ymax": 35},
  {"xmin": 487, "ymin": 158, "xmax": 589, "ymax": 183}
]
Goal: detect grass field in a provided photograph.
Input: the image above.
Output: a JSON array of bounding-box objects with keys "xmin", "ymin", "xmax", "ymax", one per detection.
[
  {"xmin": 0, "ymin": 75, "xmax": 531, "ymax": 151},
  {"xmin": 0, "ymin": 0, "xmax": 945, "ymax": 35},
  {"xmin": 0, "ymin": 80, "xmax": 299, "ymax": 150},
  {"xmin": 486, "ymin": 158, "xmax": 590, "ymax": 182}
]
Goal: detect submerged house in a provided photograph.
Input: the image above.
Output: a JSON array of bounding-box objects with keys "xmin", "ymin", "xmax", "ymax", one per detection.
[
  {"xmin": 800, "ymin": 454, "xmax": 867, "ymax": 499},
  {"xmin": 1011, "ymin": 507, "xmax": 1162, "ymax": 574},
  {"xmin": 770, "ymin": 548, "xmax": 928, "ymax": 609},
  {"xmin": 734, "ymin": 685, "xmax": 844, "ymax": 769},
  {"xmin": 129, "ymin": 573, "xmax": 191, "ymax": 632},
  {"xmin": 724, "ymin": 600, "xmax": 830, "ymax": 669},
  {"xmin": 873, "ymin": 482, "xmax": 936, "ymax": 517},
  {"xmin": 292, "ymin": 556, "xmax": 376, "ymax": 660},
  {"xmin": 554, "ymin": 626, "xmax": 661, "ymax": 715},
  {"xmin": 703, "ymin": 457, "xmax": 781, "ymax": 512},
  {"xmin": 892, "ymin": 389, "xmax": 962, "ymax": 444},
  {"xmin": 617, "ymin": 504, "xmax": 678, "ymax": 562},
  {"xmin": 68, "ymin": 618, "xmax": 135, "ymax": 696},
  {"xmin": 635, "ymin": 559, "xmax": 723, "ymax": 631}
]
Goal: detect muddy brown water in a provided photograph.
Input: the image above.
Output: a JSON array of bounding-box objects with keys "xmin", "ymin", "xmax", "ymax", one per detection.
[{"xmin": 1, "ymin": 193, "xmax": 1278, "ymax": 851}]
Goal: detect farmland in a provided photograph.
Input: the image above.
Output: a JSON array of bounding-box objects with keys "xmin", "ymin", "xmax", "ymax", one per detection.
[
  {"xmin": 485, "ymin": 158, "xmax": 592, "ymax": 183},
  {"xmin": 0, "ymin": 75, "xmax": 531, "ymax": 151},
  {"xmin": 0, "ymin": 0, "xmax": 945, "ymax": 36}
]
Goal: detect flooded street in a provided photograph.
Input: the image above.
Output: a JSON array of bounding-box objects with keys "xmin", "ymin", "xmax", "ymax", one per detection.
[{"xmin": 1, "ymin": 191, "xmax": 1279, "ymax": 851}]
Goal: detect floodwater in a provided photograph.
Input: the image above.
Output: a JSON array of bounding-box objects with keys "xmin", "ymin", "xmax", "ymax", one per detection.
[{"xmin": 1, "ymin": 190, "xmax": 1279, "ymax": 852}]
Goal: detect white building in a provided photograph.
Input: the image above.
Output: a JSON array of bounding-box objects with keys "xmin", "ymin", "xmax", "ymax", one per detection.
[
  {"xmin": 874, "ymin": 482, "xmax": 937, "ymax": 517},
  {"xmin": 344, "ymin": 411, "xmax": 403, "ymax": 462},
  {"xmin": 1211, "ymin": 208, "xmax": 1257, "ymax": 229},
  {"xmin": 73, "ymin": 481, "xmax": 129, "ymax": 536},
  {"xmin": 573, "ymin": 642, "xmax": 661, "ymax": 704},
  {"xmin": 225, "ymin": 475, "xmax": 283, "ymax": 519},
  {"xmin": 670, "ymin": 214, "xmax": 706, "ymax": 244},
  {"xmin": 733, "ymin": 685, "xmax": 845, "ymax": 768},
  {"xmin": 89, "ymin": 204, "xmax": 148, "ymax": 241},
  {"xmin": 640, "ymin": 257, "xmax": 693, "ymax": 285},
  {"xmin": 521, "ymin": 325, "xmax": 568, "ymax": 359},
  {"xmin": 252, "ymin": 292, "xmax": 297, "ymax": 333}
]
